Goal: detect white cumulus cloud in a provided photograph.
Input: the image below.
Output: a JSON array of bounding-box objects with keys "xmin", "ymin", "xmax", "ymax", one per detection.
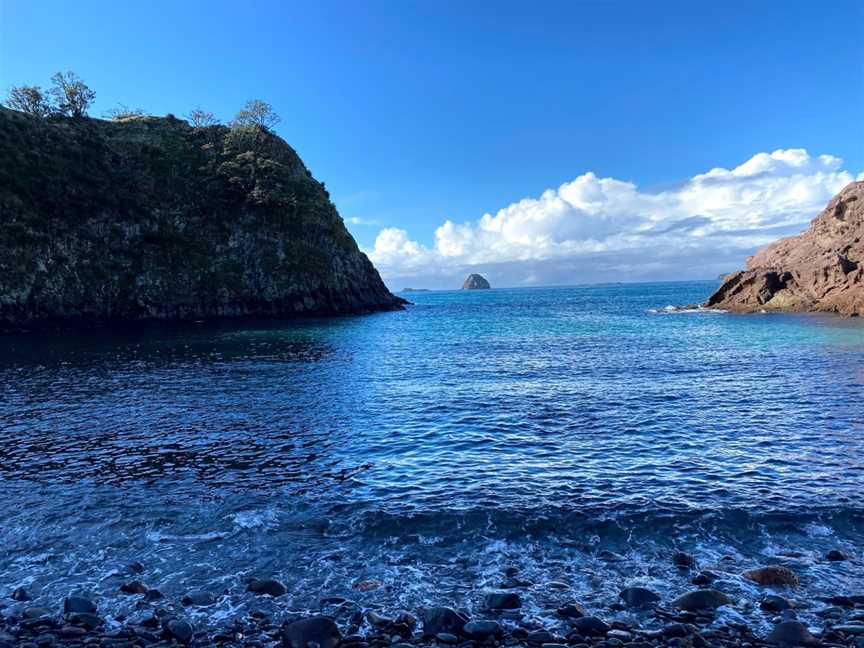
[{"xmin": 367, "ymin": 149, "xmax": 857, "ymax": 289}]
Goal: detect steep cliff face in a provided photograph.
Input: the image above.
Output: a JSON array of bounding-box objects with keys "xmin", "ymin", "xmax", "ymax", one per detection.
[
  {"xmin": 705, "ymin": 181, "xmax": 864, "ymax": 316},
  {"xmin": 0, "ymin": 108, "xmax": 404, "ymax": 329}
]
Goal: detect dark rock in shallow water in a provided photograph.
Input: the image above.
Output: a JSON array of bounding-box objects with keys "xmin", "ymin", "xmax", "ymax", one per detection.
[
  {"xmin": 662, "ymin": 623, "xmax": 689, "ymax": 638},
  {"xmin": 59, "ymin": 625, "xmax": 87, "ymax": 639},
  {"xmin": 144, "ymin": 589, "xmax": 164, "ymax": 602},
  {"xmin": 11, "ymin": 587, "xmax": 29, "ymax": 602},
  {"xmin": 484, "ymin": 591, "xmax": 521, "ymax": 610},
  {"xmin": 556, "ymin": 602, "xmax": 587, "ymax": 619},
  {"xmin": 765, "ymin": 620, "xmax": 820, "ymax": 646},
  {"xmin": 282, "ymin": 616, "xmax": 341, "ymax": 648},
  {"xmin": 246, "ymin": 578, "xmax": 288, "ymax": 597},
  {"xmin": 691, "ymin": 570, "xmax": 718, "ymax": 586},
  {"xmin": 63, "ymin": 596, "xmax": 96, "ymax": 615},
  {"xmin": 527, "ymin": 629, "xmax": 557, "ymax": 644},
  {"xmin": 671, "ymin": 589, "xmax": 732, "ymax": 611},
  {"xmin": 463, "ymin": 620, "xmax": 501, "ymax": 638},
  {"xmin": 67, "ymin": 612, "xmax": 103, "ymax": 630},
  {"xmin": 826, "ymin": 549, "xmax": 850, "ymax": 561},
  {"xmin": 128, "ymin": 561, "xmax": 145, "ymax": 574},
  {"xmin": 619, "ymin": 587, "xmax": 661, "ymax": 608},
  {"xmin": 365, "ymin": 611, "xmax": 392, "ymax": 627},
  {"xmin": 823, "ymin": 595, "xmax": 855, "ymax": 607},
  {"xmin": 571, "ymin": 616, "xmax": 609, "ymax": 637},
  {"xmin": 761, "ymin": 595, "xmax": 793, "ymax": 613},
  {"xmin": 743, "ymin": 565, "xmax": 800, "ymax": 587},
  {"xmin": 672, "ymin": 552, "xmax": 697, "ymax": 568},
  {"xmin": 420, "ymin": 607, "xmax": 468, "ymax": 636},
  {"xmin": 181, "ymin": 590, "xmax": 216, "ymax": 607},
  {"xmin": 164, "ymin": 619, "xmax": 194, "ymax": 644},
  {"xmin": 119, "ymin": 580, "xmax": 149, "ymax": 595}
]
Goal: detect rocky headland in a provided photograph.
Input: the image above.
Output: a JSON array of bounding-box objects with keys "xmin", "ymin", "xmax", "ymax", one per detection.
[
  {"xmin": 0, "ymin": 108, "xmax": 404, "ymax": 330},
  {"xmin": 705, "ymin": 182, "xmax": 864, "ymax": 316},
  {"xmin": 462, "ymin": 274, "xmax": 491, "ymax": 290}
]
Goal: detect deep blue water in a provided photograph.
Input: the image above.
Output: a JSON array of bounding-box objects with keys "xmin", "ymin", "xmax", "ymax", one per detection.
[{"xmin": 1, "ymin": 281, "xmax": 863, "ymax": 631}]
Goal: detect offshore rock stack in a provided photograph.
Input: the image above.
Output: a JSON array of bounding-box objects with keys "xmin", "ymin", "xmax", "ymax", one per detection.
[{"xmin": 462, "ymin": 274, "xmax": 491, "ymax": 290}]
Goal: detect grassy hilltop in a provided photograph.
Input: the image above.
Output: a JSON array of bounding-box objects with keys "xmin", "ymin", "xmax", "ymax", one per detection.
[{"xmin": 0, "ymin": 107, "xmax": 402, "ymax": 328}]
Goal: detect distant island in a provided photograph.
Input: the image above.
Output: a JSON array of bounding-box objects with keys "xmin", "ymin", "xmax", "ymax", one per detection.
[
  {"xmin": 462, "ymin": 273, "xmax": 491, "ymax": 290},
  {"xmin": 706, "ymin": 181, "xmax": 863, "ymax": 316},
  {"xmin": 0, "ymin": 96, "xmax": 404, "ymax": 330}
]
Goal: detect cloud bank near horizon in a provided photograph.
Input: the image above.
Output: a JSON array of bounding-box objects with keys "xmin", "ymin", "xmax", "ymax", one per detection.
[{"xmin": 365, "ymin": 149, "xmax": 860, "ymax": 289}]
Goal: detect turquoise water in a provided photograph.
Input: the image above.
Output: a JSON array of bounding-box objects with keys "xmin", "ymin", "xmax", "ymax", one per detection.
[{"xmin": 1, "ymin": 281, "xmax": 863, "ymax": 629}]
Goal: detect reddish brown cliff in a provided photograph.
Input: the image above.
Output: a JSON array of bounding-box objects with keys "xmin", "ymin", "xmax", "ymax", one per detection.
[{"xmin": 705, "ymin": 181, "xmax": 864, "ymax": 316}]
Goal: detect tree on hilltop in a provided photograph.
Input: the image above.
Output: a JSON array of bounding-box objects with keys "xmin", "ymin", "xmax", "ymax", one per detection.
[
  {"xmin": 49, "ymin": 71, "xmax": 95, "ymax": 117},
  {"xmin": 232, "ymin": 99, "xmax": 280, "ymax": 130},
  {"xmin": 186, "ymin": 108, "xmax": 218, "ymax": 127},
  {"xmin": 3, "ymin": 85, "xmax": 53, "ymax": 117}
]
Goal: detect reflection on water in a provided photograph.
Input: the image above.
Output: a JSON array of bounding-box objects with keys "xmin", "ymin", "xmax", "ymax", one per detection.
[{"xmin": 1, "ymin": 282, "xmax": 863, "ymax": 630}]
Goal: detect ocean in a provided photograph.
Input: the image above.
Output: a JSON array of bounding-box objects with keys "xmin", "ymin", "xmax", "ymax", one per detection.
[{"xmin": 1, "ymin": 281, "xmax": 863, "ymax": 632}]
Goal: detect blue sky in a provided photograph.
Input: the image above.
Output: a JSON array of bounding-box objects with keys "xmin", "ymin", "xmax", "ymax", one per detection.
[{"xmin": 1, "ymin": 0, "xmax": 862, "ymax": 288}]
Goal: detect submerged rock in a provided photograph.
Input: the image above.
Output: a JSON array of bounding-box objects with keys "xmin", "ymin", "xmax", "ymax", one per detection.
[
  {"xmin": 282, "ymin": 616, "xmax": 341, "ymax": 648},
  {"xmin": 164, "ymin": 619, "xmax": 195, "ymax": 644},
  {"xmin": 556, "ymin": 602, "xmax": 587, "ymax": 619},
  {"xmin": 119, "ymin": 580, "xmax": 149, "ymax": 595},
  {"xmin": 246, "ymin": 578, "xmax": 287, "ymax": 597},
  {"xmin": 62, "ymin": 596, "xmax": 96, "ymax": 615},
  {"xmin": 571, "ymin": 616, "xmax": 609, "ymax": 637},
  {"xmin": 743, "ymin": 565, "xmax": 800, "ymax": 587},
  {"xmin": 619, "ymin": 586, "xmax": 661, "ymax": 608},
  {"xmin": 671, "ymin": 589, "xmax": 732, "ymax": 611},
  {"xmin": 463, "ymin": 620, "xmax": 501, "ymax": 638},
  {"xmin": 181, "ymin": 590, "xmax": 216, "ymax": 607},
  {"xmin": 765, "ymin": 620, "xmax": 820, "ymax": 646},
  {"xmin": 10, "ymin": 587, "xmax": 30, "ymax": 602},
  {"xmin": 826, "ymin": 549, "xmax": 849, "ymax": 561},
  {"xmin": 484, "ymin": 591, "xmax": 521, "ymax": 610},
  {"xmin": 705, "ymin": 181, "xmax": 864, "ymax": 316},
  {"xmin": 462, "ymin": 273, "xmax": 491, "ymax": 290},
  {"xmin": 761, "ymin": 595, "xmax": 793, "ymax": 613},
  {"xmin": 672, "ymin": 551, "xmax": 697, "ymax": 568},
  {"xmin": 420, "ymin": 607, "xmax": 468, "ymax": 637}
]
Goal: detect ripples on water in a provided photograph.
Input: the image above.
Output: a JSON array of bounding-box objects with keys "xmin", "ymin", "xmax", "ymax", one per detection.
[{"xmin": 1, "ymin": 281, "xmax": 863, "ymax": 630}]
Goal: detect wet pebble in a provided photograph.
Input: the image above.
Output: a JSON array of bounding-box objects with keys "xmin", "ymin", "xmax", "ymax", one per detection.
[
  {"xmin": 246, "ymin": 578, "xmax": 288, "ymax": 597},
  {"xmin": 463, "ymin": 620, "xmax": 500, "ymax": 639},
  {"xmin": 760, "ymin": 595, "xmax": 792, "ymax": 613},
  {"xmin": 671, "ymin": 589, "xmax": 732, "ymax": 611},
  {"xmin": 119, "ymin": 581, "xmax": 148, "ymax": 595},
  {"xmin": 11, "ymin": 588, "xmax": 30, "ymax": 602},
  {"xmin": 420, "ymin": 607, "xmax": 468, "ymax": 637},
  {"xmin": 484, "ymin": 592, "xmax": 521, "ymax": 610},
  {"xmin": 282, "ymin": 616, "xmax": 341, "ymax": 648},
  {"xmin": 180, "ymin": 591, "xmax": 216, "ymax": 607},
  {"xmin": 619, "ymin": 587, "xmax": 660, "ymax": 608},
  {"xmin": 62, "ymin": 597, "xmax": 96, "ymax": 615},
  {"xmin": 672, "ymin": 552, "xmax": 696, "ymax": 568}
]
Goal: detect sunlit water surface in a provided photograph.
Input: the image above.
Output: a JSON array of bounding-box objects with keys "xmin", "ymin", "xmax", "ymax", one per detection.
[{"xmin": 1, "ymin": 282, "xmax": 863, "ymax": 631}]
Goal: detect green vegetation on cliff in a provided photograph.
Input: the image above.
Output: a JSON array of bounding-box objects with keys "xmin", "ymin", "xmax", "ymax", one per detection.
[{"xmin": 0, "ymin": 107, "xmax": 403, "ymax": 328}]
